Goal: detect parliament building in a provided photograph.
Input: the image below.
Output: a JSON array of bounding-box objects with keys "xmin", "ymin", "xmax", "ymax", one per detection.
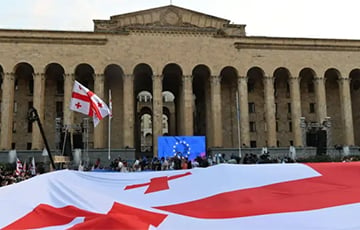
[{"xmin": 1, "ymin": 5, "xmax": 360, "ymax": 159}]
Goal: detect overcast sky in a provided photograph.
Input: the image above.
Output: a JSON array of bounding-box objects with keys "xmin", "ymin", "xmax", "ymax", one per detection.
[{"xmin": 0, "ymin": 0, "xmax": 359, "ymax": 39}]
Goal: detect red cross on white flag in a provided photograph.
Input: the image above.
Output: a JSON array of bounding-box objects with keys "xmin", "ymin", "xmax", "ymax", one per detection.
[{"xmin": 70, "ymin": 81, "xmax": 111, "ymax": 127}]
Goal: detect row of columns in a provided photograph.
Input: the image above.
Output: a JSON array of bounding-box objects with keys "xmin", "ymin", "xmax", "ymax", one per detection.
[
  {"xmin": 202, "ymin": 75, "xmax": 355, "ymax": 148},
  {"xmin": 0, "ymin": 72, "xmax": 356, "ymax": 151}
]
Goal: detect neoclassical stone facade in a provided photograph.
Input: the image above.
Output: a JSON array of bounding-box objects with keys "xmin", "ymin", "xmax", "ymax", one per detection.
[{"xmin": 0, "ymin": 5, "xmax": 360, "ymax": 156}]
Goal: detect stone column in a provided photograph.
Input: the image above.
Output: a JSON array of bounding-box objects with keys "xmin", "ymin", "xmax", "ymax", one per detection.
[
  {"xmin": 210, "ymin": 75, "xmax": 222, "ymax": 147},
  {"xmin": 123, "ymin": 74, "xmax": 134, "ymax": 148},
  {"xmin": 93, "ymin": 73, "xmax": 105, "ymax": 148},
  {"xmin": 181, "ymin": 75, "xmax": 193, "ymax": 136},
  {"xmin": 263, "ymin": 76, "xmax": 277, "ymax": 147},
  {"xmin": 314, "ymin": 77, "xmax": 327, "ymax": 123},
  {"xmin": 31, "ymin": 73, "xmax": 45, "ymax": 150},
  {"xmin": 0, "ymin": 72, "xmax": 15, "ymax": 149},
  {"xmin": 238, "ymin": 76, "xmax": 250, "ymax": 146},
  {"xmin": 338, "ymin": 77, "xmax": 354, "ymax": 146},
  {"xmin": 63, "ymin": 73, "xmax": 74, "ymax": 126},
  {"xmin": 289, "ymin": 77, "xmax": 303, "ymax": 146},
  {"xmin": 152, "ymin": 74, "xmax": 163, "ymax": 157}
]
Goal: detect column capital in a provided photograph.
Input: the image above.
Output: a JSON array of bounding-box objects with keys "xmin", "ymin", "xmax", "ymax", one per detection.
[
  {"xmin": 288, "ymin": 76, "xmax": 300, "ymax": 85},
  {"xmin": 210, "ymin": 75, "xmax": 221, "ymax": 84},
  {"xmin": 94, "ymin": 74, "xmax": 104, "ymax": 84},
  {"xmin": 289, "ymin": 76, "xmax": 300, "ymax": 81},
  {"xmin": 93, "ymin": 73, "xmax": 104, "ymax": 78},
  {"xmin": 123, "ymin": 74, "xmax": 134, "ymax": 85},
  {"xmin": 152, "ymin": 74, "xmax": 163, "ymax": 81},
  {"xmin": 64, "ymin": 73, "xmax": 75, "ymax": 80},
  {"xmin": 33, "ymin": 72, "xmax": 45, "ymax": 80},
  {"xmin": 263, "ymin": 76, "xmax": 274, "ymax": 83},
  {"xmin": 182, "ymin": 75, "xmax": 193, "ymax": 82},
  {"xmin": 4, "ymin": 72, "xmax": 15, "ymax": 80},
  {"xmin": 337, "ymin": 77, "xmax": 349, "ymax": 85},
  {"xmin": 238, "ymin": 76, "xmax": 248, "ymax": 83},
  {"xmin": 313, "ymin": 77, "xmax": 325, "ymax": 84},
  {"xmin": 123, "ymin": 73, "xmax": 133, "ymax": 79}
]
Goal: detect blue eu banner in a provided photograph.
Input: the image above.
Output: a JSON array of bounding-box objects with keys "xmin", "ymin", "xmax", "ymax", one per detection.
[{"xmin": 158, "ymin": 136, "xmax": 206, "ymax": 160}]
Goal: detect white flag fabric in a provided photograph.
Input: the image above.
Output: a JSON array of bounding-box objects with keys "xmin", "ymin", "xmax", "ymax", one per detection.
[
  {"xmin": 8, "ymin": 149, "xmax": 17, "ymax": 163},
  {"xmin": 1, "ymin": 162, "xmax": 360, "ymax": 229},
  {"xmin": 30, "ymin": 157, "xmax": 36, "ymax": 176},
  {"xmin": 15, "ymin": 158, "xmax": 23, "ymax": 176},
  {"xmin": 70, "ymin": 80, "xmax": 111, "ymax": 127},
  {"xmin": 42, "ymin": 148, "xmax": 48, "ymax": 156}
]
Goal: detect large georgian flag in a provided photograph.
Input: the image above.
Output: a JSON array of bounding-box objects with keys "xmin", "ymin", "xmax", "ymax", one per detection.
[
  {"xmin": 70, "ymin": 80, "xmax": 111, "ymax": 127},
  {"xmin": 1, "ymin": 162, "xmax": 360, "ymax": 229}
]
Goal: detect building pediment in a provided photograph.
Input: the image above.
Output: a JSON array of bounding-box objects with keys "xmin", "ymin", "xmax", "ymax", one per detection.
[{"xmin": 93, "ymin": 5, "xmax": 246, "ymax": 36}]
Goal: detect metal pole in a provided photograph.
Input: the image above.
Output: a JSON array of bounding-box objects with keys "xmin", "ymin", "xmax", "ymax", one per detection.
[
  {"xmin": 28, "ymin": 107, "xmax": 56, "ymax": 170},
  {"xmin": 108, "ymin": 89, "xmax": 112, "ymax": 160},
  {"xmin": 236, "ymin": 91, "xmax": 242, "ymax": 158}
]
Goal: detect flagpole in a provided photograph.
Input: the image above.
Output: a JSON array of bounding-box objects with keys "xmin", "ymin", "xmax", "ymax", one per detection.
[
  {"xmin": 108, "ymin": 89, "xmax": 112, "ymax": 160},
  {"xmin": 236, "ymin": 90, "xmax": 242, "ymax": 159}
]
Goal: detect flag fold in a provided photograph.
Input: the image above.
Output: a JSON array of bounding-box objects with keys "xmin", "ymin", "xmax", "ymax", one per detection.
[{"xmin": 1, "ymin": 162, "xmax": 360, "ymax": 230}]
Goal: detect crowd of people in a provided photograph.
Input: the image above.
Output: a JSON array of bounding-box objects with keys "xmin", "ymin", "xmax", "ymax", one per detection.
[
  {"xmin": 0, "ymin": 164, "xmax": 40, "ymax": 187},
  {"xmin": 94, "ymin": 152, "xmax": 294, "ymax": 173},
  {"xmin": 1, "ymin": 152, "xmax": 358, "ymax": 187}
]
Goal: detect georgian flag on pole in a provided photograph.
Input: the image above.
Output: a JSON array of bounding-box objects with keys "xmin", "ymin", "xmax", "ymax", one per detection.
[
  {"xmin": 15, "ymin": 158, "xmax": 23, "ymax": 176},
  {"xmin": 1, "ymin": 162, "xmax": 360, "ymax": 229},
  {"xmin": 70, "ymin": 80, "xmax": 111, "ymax": 127}
]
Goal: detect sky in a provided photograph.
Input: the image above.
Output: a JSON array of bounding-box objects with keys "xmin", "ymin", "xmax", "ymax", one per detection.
[{"xmin": 0, "ymin": 0, "xmax": 359, "ymax": 40}]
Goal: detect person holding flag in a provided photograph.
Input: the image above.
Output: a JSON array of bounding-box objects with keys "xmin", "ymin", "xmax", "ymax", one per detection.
[{"xmin": 70, "ymin": 81, "xmax": 111, "ymax": 127}]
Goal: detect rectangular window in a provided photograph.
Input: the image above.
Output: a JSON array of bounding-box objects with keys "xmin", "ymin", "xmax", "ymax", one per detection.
[
  {"xmin": 250, "ymin": 140, "xmax": 257, "ymax": 148},
  {"xmin": 310, "ymin": 103, "xmax": 315, "ymax": 113},
  {"xmin": 250, "ymin": 121, "xmax": 256, "ymax": 132},
  {"xmin": 28, "ymin": 101, "xmax": 33, "ymax": 133},
  {"xmin": 27, "ymin": 143, "xmax": 32, "ymax": 150},
  {"xmin": 29, "ymin": 79, "xmax": 34, "ymax": 95},
  {"xmin": 277, "ymin": 140, "xmax": 280, "ymax": 147},
  {"xmin": 12, "ymin": 121, "xmax": 16, "ymax": 133},
  {"xmin": 14, "ymin": 101, "xmax": 17, "ymax": 113},
  {"xmin": 308, "ymin": 82, "xmax": 314, "ymax": 93},
  {"xmin": 28, "ymin": 121, "xmax": 33, "ymax": 133},
  {"xmin": 276, "ymin": 121, "xmax": 279, "ymax": 132},
  {"xmin": 57, "ymin": 79, "xmax": 64, "ymax": 95},
  {"xmin": 11, "ymin": 143, "xmax": 15, "ymax": 150},
  {"xmin": 56, "ymin": 101, "xmax": 63, "ymax": 118},
  {"xmin": 289, "ymin": 121, "xmax": 293, "ymax": 132},
  {"xmin": 287, "ymin": 103, "xmax": 291, "ymax": 113},
  {"xmin": 248, "ymin": 82, "xmax": 255, "ymax": 93},
  {"xmin": 248, "ymin": 102, "xmax": 255, "ymax": 113},
  {"xmin": 290, "ymin": 140, "xmax": 294, "ymax": 146}
]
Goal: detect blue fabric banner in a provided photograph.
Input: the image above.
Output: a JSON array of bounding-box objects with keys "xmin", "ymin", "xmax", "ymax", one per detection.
[{"xmin": 158, "ymin": 136, "xmax": 206, "ymax": 160}]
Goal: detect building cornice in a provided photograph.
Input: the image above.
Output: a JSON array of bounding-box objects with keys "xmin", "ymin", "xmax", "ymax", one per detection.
[
  {"xmin": 234, "ymin": 36, "xmax": 360, "ymax": 51},
  {"xmin": 0, "ymin": 29, "xmax": 108, "ymax": 45}
]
